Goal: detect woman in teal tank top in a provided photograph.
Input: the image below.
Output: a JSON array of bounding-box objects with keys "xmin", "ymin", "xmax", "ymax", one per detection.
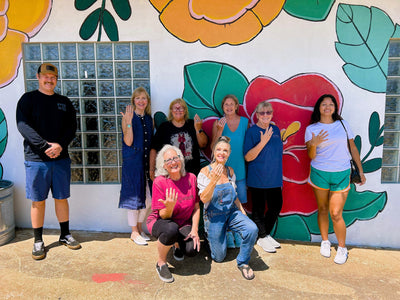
[{"xmin": 211, "ymin": 95, "xmax": 249, "ymax": 247}]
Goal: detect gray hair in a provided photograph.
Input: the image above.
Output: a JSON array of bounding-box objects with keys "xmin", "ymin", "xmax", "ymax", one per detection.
[{"xmin": 155, "ymin": 144, "xmax": 186, "ymax": 178}]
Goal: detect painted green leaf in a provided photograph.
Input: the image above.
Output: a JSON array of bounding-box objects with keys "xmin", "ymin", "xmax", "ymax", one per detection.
[
  {"xmin": 335, "ymin": 5, "xmax": 400, "ymax": 93},
  {"xmin": 368, "ymin": 111, "xmax": 381, "ymax": 146},
  {"xmin": 79, "ymin": 8, "xmax": 100, "ymax": 40},
  {"xmin": 362, "ymin": 158, "xmax": 382, "ymax": 173},
  {"xmin": 354, "ymin": 135, "xmax": 361, "ymax": 153},
  {"xmin": 0, "ymin": 108, "xmax": 7, "ymax": 158},
  {"xmin": 75, "ymin": 0, "xmax": 97, "ymax": 11},
  {"xmin": 111, "ymin": 0, "xmax": 131, "ymax": 21},
  {"xmin": 102, "ymin": 10, "xmax": 119, "ymax": 41},
  {"xmin": 154, "ymin": 111, "xmax": 167, "ymax": 130},
  {"xmin": 273, "ymin": 215, "xmax": 311, "ymax": 241},
  {"xmin": 182, "ymin": 62, "xmax": 249, "ymax": 120},
  {"xmin": 283, "ymin": 0, "xmax": 334, "ymax": 21},
  {"xmin": 302, "ymin": 184, "xmax": 387, "ymax": 236}
]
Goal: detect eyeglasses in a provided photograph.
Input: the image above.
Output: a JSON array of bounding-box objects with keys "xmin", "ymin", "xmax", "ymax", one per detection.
[
  {"xmin": 257, "ymin": 110, "xmax": 273, "ymax": 116},
  {"xmin": 164, "ymin": 155, "xmax": 180, "ymax": 165},
  {"xmin": 172, "ymin": 107, "xmax": 185, "ymax": 112}
]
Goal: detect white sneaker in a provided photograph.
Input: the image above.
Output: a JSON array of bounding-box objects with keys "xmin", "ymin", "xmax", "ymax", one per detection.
[
  {"xmin": 257, "ymin": 237, "xmax": 276, "ymax": 253},
  {"xmin": 334, "ymin": 247, "xmax": 348, "ymax": 264},
  {"xmin": 267, "ymin": 235, "xmax": 280, "ymax": 248},
  {"xmin": 320, "ymin": 240, "xmax": 331, "ymax": 258},
  {"xmin": 140, "ymin": 232, "xmax": 151, "ymax": 241},
  {"xmin": 131, "ymin": 233, "xmax": 148, "ymax": 246}
]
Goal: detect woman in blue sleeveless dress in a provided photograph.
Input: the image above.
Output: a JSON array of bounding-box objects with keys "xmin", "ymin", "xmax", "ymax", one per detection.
[
  {"xmin": 198, "ymin": 136, "xmax": 258, "ymax": 280},
  {"xmin": 119, "ymin": 87, "xmax": 153, "ymax": 245}
]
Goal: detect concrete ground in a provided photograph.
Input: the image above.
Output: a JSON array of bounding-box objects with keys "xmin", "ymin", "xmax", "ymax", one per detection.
[{"xmin": 0, "ymin": 228, "xmax": 399, "ymax": 300}]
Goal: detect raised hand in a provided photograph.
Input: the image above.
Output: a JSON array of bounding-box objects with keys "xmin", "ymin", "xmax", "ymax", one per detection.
[
  {"xmin": 216, "ymin": 117, "xmax": 227, "ymax": 131},
  {"xmin": 158, "ymin": 188, "xmax": 178, "ymax": 211},
  {"xmin": 260, "ymin": 126, "xmax": 273, "ymax": 145},
  {"xmin": 311, "ymin": 130, "xmax": 329, "ymax": 146},
  {"xmin": 194, "ymin": 113, "xmax": 203, "ymax": 131},
  {"xmin": 210, "ymin": 163, "xmax": 224, "ymax": 183},
  {"xmin": 120, "ymin": 104, "xmax": 134, "ymax": 125}
]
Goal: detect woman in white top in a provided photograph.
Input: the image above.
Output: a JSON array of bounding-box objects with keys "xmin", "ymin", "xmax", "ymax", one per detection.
[{"xmin": 305, "ymin": 94, "xmax": 365, "ymax": 265}]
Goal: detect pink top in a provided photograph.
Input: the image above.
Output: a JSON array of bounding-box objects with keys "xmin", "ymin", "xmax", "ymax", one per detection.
[{"xmin": 147, "ymin": 173, "xmax": 199, "ymax": 234}]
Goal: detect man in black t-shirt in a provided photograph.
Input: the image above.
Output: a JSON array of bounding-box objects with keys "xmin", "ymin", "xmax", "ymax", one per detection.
[{"xmin": 16, "ymin": 63, "xmax": 81, "ymax": 260}]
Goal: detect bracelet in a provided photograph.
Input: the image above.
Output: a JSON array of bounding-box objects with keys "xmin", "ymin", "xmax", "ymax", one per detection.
[
  {"xmin": 127, "ymin": 124, "xmax": 131, "ymax": 128},
  {"xmin": 198, "ymin": 129, "xmax": 204, "ymax": 134}
]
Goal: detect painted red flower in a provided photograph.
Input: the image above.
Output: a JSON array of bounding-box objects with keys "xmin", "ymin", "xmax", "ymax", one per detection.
[{"xmin": 201, "ymin": 73, "xmax": 343, "ymax": 216}]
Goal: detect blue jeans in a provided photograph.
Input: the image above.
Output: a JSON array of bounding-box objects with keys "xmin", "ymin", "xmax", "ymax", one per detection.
[{"xmin": 205, "ymin": 207, "xmax": 258, "ymax": 266}]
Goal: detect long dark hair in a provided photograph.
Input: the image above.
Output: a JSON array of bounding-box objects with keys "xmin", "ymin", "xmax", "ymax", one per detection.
[{"xmin": 310, "ymin": 94, "xmax": 342, "ymax": 124}]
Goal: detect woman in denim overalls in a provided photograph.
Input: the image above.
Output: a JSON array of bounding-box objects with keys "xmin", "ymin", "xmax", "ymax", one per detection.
[{"xmin": 198, "ymin": 136, "xmax": 258, "ymax": 280}]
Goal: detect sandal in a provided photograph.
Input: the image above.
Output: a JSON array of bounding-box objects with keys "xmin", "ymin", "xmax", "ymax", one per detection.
[{"xmin": 238, "ymin": 264, "xmax": 255, "ymax": 280}]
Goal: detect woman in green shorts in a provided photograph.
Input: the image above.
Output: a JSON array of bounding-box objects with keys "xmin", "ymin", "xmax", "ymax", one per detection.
[{"xmin": 305, "ymin": 94, "xmax": 366, "ymax": 265}]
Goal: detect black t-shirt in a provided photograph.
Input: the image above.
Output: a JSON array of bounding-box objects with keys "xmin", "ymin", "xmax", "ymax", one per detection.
[
  {"xmin": 16, "ymin": 90, "xmax": 77, "ymax": 162},
  {"xmin": 151, "ymin": 120, "xmax": 201, "ymax": 175}
]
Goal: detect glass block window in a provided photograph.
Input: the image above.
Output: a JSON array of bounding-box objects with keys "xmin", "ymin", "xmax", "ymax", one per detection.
[
  {"xmin": 22, "ymin": 42, "xmax": 150, "ymax": 184},
  {"xmin": 383, "ymin": 38, "xmax": 400, "ymax": 183}
]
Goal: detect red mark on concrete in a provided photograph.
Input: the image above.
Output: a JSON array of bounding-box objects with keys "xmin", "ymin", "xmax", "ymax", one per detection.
[
  {"xmin": 92, "ymin": 273, "xmax": 147, "ymax": 286},
  {"xmin": 92, "ymin": 273, "xmax": 127, "ymax": 283}
]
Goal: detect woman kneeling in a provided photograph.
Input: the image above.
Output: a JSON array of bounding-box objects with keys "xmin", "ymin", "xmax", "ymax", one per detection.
[{"xmin": 198, "ymin": 136, "xmax": 258, "ymax": 280}]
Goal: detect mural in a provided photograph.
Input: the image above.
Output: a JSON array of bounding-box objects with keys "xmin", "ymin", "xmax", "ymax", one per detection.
[
  {"xmin": 335, "ymin": 4, "xmax": 400, "ymax": 93},
  {"xmin": 0, "ymin": 0, "xmax": 52, "ymax": 88},
  {"xmin": 75, "ymin": 0, "xmax": 132, "ymax": 41},
  {"xmin": 152, "ymin": 61, "xmax": 387, "ymax": 241},
  {"xmin": 0, "ymin": 107, "xmax": 7, "ymax": 179}
]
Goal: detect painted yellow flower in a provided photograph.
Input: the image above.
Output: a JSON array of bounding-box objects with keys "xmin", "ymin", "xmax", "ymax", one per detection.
[
  {"xmin": 150, "ymin": 0, "xmax": 285, "ymax": 47},
  {"xmin": 0, "ymin": 0, "xmax": 51, "ymax": 88}
]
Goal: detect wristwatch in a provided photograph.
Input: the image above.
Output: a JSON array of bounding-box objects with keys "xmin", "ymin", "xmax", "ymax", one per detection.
[{"xmin": 198, "ymin": 129, "xmax": 204, "ymax": 134}]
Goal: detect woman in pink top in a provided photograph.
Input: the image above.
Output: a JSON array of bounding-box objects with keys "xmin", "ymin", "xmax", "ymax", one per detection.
[{"xmin": 147, "ymin": 145, "xmax": 200, "ymax": 283}]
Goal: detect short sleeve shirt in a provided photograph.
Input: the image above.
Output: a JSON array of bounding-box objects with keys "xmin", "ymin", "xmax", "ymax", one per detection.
[{"xmin": 304, "ymin": 120, "xmax": 354, "ymax": 172}]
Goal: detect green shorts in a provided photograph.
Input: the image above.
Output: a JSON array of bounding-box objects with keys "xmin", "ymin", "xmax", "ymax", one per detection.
[{"xmin": 308, "ymin": 166, "xmax": 351, "ymax": 192}]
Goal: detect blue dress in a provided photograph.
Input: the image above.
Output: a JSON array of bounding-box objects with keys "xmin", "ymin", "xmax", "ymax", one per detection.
[{"xmin": 119, "ymin": 113, "xmax": 153, "ymax": 210}]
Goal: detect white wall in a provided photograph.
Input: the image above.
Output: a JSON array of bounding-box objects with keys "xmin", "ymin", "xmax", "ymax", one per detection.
[{"xmin": 1, "ymin": 0, "xmax": 400, "ymax": 248}]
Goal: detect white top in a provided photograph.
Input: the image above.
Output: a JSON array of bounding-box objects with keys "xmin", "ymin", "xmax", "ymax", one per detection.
[
  {"xmin": 197, "ymin": 170, "xmax": 237, "ymax": 209},
  {"xmin": 304, "ymin": 120, "xmax": 354, "ymax": 172}
]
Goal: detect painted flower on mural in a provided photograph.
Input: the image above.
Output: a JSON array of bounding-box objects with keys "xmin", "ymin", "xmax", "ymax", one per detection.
[
  {"xmin": 0, "ymin": 0, "xmax": 51, "ymax": 88},
  {"xmin": 149, "ymin": 0, "xmax": 285, "ymax": 47}
]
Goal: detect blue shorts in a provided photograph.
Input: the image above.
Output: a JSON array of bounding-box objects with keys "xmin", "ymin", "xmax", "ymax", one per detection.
[
  {"xmin": 25, "ymin": 158, "xmax": 71, "ymax": 201},
  {"xmin": 235, "ymin": 179, "xmax": 248, "ymax": 204},
  {"xmin": 308, "ymin": 166, "xmax": 350, "ymax": 192}
]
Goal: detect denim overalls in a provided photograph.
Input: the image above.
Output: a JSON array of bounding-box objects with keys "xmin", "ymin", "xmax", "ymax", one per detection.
[{"xmin": 204, "ymin": 166, "xmax": 258, "ymax": 267}]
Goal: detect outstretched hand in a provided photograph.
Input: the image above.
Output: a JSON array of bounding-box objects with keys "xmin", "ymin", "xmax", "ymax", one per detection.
[
  {"xmin": 216, "ymin": 117, "xmax": 227, "ymax": 131},
  {"xmin": 120, "ymin": 104, "xmax": 134, "ymax": 125},
  {"xmin": 158, "ymin": 188, "xmax": 178, "ymax": 211},
  {"xmin": 311, "ymin": 130, "xmax": 328, "ymax": 146}
]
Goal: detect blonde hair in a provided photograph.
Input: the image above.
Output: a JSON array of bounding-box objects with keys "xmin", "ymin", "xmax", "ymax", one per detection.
[
  {"xmin": 211, "ymin": 136, "xmax": 231, "ymax": 162},
  {"xmin": 131, "ymin": 87, "xmax": 151, "ymax": 115},
  {"xmin": 255, "ymin": 100, "xmax": 273, "ymax": 114},
  {"xmin": 168, "ymin": 98, "xmax": 189, "ymax": 121}
]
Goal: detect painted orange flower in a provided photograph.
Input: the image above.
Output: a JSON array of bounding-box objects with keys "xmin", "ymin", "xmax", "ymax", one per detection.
[
  {"xmin": 0, "ymin": 0, "xmax": 51, "ymax": 88},
  {"xmin": 150, "ymin": 0, "xmax": 285, "ymax": 47}
]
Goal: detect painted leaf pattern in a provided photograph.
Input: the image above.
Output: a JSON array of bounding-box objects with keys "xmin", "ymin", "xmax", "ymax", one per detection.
[
  {"xmin": 335, "ymin": 4, "xmax": 400, "ymax": 93},
  {"xmin": 182, "ymin": 62, "xmax": 249, "ymax": 119},
  {"xmin": 284, "ymin": 0, "xmax": 334, "ymax": 21}
]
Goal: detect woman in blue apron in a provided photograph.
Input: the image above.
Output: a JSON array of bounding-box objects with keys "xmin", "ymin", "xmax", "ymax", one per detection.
[{"xmin": 197, "ymin": 136, "xmax": 258, "ymax": 280}]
